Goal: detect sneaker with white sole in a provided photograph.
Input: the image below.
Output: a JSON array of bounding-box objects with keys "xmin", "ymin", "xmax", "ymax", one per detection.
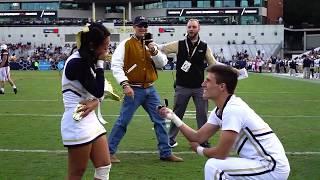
[{"xmin": 169, "ymin": 141, "xmax": 178, "ymax": 148}]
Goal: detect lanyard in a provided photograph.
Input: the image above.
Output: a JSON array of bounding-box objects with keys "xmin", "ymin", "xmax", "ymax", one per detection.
[{"xmin": 185, "ymin": 38, "xmax": 200, "ymax": 61}]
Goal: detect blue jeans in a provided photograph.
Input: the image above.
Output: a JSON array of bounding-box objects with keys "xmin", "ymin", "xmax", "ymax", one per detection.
[{"xmin": 108, "ymin": 86, "xmax": 172, "ymax": 158}]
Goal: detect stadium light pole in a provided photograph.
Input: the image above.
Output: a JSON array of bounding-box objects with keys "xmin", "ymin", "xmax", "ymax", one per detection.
[
  {"xmin": 122, "ymin": 7, "xmax": 126, "ymax": 30},
  {"xmin": 92, "ymin": 1, "xmax": 96, "ymax": 22}
]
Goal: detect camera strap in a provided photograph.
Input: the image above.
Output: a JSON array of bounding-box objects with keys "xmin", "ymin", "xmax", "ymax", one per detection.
[{"xmin": 185, "ymin": 38, "xmax": 200, "ymax": 62}]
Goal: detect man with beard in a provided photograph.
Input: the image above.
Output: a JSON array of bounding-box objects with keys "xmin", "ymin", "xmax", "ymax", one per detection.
[
  {"xmin": 159, "ymin": 19, "xmax": 248, "ymax": 148},
  {"xmin": 158, "ymin": 19, "xmax": 248, "ymax": 148}
]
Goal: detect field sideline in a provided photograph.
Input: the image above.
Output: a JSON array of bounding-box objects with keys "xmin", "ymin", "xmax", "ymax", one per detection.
[{"xmin": 0, "ymin": 70, "xmax": 319, "ymax": 179}]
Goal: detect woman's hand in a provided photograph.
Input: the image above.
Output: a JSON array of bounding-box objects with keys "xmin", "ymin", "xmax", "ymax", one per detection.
[
  {"xmin": 77, "ymin": 99, "xmax": 99, "ymax": 118},
  {"xmin": 98, "ymin": 52, "xmax": 111, "ymax": 61}
]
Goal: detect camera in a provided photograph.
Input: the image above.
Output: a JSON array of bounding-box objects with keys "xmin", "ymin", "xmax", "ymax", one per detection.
[{"xmin": 144, "ymin": 32, "xmax": 153, "ymax": 46}]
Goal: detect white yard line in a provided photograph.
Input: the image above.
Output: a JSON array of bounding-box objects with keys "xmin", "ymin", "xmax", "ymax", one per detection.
[
  {"xmin": 0, "ymin": 99, "xmax": 115, "ymax": 102},
  {"xmin": 1, "ymin": 113, "xmax": 320, "ymax": 118},
  {"xmin": 2, "ymin": 98, "xmax": 319, "ymax": 102},
  {"xmin": 0, "ymin": 148, "xmax": 319, "ymax": 155},
  {"xmin": 158, "ymin": 91, "xmax": 306, "ymax": 94},
  {"xmin": 264, "ymin": 73, "xmax": 320, "ymax": 84},
  {"xmin": 1, "ymin": 113, "xmax": 320, "ymax": 119}
]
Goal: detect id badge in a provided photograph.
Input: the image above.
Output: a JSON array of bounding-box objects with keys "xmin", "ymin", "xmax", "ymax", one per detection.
[{"xmin": 181, "ymin": 60, "xmax": 191, "ymax": 72}]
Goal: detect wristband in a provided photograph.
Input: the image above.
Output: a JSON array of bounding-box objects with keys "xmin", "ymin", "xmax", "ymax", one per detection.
[
  {"xmin": 122, "ymin": 84, "xmax": 130, "ymax": 89},
  {"xmin": 96, "ymin": 60, "xmax": 104, "ymax": 69},
  {"xmin": 120, "ymin": 81, "xmax": 130, "ymax": 89},
  {"xmin": 196, "ymin": 146, "xmax": 205, "ymax": 156},
  {"xmin": 171, "ymin": 113, "xmax": 184, "ymax": 127}
]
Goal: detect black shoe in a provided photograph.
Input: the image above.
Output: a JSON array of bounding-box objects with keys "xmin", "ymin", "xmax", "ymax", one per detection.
[
  {"xmin": 13, "ymin": 88, "xmax": 17, "ymax": 94},
  {"xmin": 169, "ymin": 141, "xmax": 178, "ymax": 148},
  {"xmin": 200, "ymin": 142, "xmax": 211, "ymax": 148},
  {"xmin": 0, "ymin": 91, "xmax": 4, "ymax": 95}
]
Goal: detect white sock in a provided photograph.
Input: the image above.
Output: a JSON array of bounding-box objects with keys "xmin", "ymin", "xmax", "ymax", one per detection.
[
  {"xmin": 0, "ymin": 88, "xmax": 4, "ymax": 92},
  {"xmin": 12, "ymin": 85, "xmax": 16, "ymax": 89}
]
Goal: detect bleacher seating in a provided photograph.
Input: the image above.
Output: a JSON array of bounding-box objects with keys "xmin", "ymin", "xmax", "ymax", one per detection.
[{"xmin": 209, "ymin": 44, "xmax": 280, "ymax": 61}]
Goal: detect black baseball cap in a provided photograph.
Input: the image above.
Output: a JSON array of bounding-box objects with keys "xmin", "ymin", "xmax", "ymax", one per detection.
[{"xmin": 133, "ymin": 16, "xmax": 148, "ymax": 26}]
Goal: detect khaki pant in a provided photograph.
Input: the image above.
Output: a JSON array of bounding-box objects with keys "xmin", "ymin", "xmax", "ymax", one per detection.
[{"xmin": 303, "ymin": 67, "xmax": 310, "ymax": 79}]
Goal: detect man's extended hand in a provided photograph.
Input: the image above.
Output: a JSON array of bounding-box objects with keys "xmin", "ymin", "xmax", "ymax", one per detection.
[
  {"xmin": 158, "ymin": 107, "xmax": 174, "ymax": 119},
  {"xmin": 158, "ymin": 107, "xmax": 184, "ymax": 127}
]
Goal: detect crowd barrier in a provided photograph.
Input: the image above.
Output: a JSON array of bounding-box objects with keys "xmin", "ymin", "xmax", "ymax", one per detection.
[
  {"xmin": 10, "ymin": 61, "xmax": 175, "ymax": 71},
  {"xmin": 9, "ymin": 60, "xmax": 65, "ymax": 71}
]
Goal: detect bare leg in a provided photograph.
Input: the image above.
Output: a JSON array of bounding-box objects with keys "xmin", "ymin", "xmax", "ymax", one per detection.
[
  {"xmin": 67, "ymin": 143, "xmax": 92, "ymax": 180},
  {"xmin": 7, "ymin": 76, "xmax": 17, "ymax": 94},
  {"xmin": 7, "ymin": 77, "xmax": 15, "ymax": 87},
  {"xmin": 90, "ymin": 136, "xmax": 111, "ymax": 180},
  {"xmin": 0, "ymin": 81, "xmax": 4, "ymax": 94}
]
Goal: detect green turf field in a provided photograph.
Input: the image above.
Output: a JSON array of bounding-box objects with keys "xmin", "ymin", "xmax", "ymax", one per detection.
[{"xmin": 0, "ymin": 70, "xmax": 319, "ymax": 179}]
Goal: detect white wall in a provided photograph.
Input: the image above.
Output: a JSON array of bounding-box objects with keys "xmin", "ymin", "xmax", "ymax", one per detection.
[
  {"xmin": 0, "ymin": 24, "xmax": 284, "ymax": 47},
  {"xmin": 58, "ymin": 7, "xmax": 105, "ymax": 20},
  {"xmin": 148, "ymin": 25, "xmax": 284, "ymax": 45},
  {"xmin": 0, "ymin": 26, "xmax": 83, "ymax": 46}
]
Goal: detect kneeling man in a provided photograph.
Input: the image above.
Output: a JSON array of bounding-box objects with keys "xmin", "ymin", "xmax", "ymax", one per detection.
[{"xmin": 158, "ymin": 65, "xmax": 290, "ymax": 180}]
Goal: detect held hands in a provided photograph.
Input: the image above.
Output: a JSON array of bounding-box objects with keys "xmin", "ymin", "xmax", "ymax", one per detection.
[
  {"xmin": 158, "ymin": 107, "xmax": 184, "ymax": 127},
  {"xmin": 158, "ymin": 107, "xmax": 175, "ymax": 120}
]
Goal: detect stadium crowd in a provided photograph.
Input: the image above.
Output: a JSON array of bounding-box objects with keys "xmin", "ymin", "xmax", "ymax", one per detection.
[
  {"xmin": 2, "ymin": 41, "xmax": 319, "ymax": 80},
  {"xmin": 214, "ymin": 48, "xmax": 320, "ymax": 79}
]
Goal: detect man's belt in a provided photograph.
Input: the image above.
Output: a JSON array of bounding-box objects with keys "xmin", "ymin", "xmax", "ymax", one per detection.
[{"xmin": 130, "ymin": 82, "xmax": 154, "ymax": 88}]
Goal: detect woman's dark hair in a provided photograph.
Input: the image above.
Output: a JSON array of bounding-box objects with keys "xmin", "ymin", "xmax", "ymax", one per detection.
[
  {"xmin": 69, "ymin": 46, "xmax": 77, "ymax": 56},
  {"xmin": 78, "ymin": 23, "xmax": 110, "ymax": 64},
  {"xmin": 1, "ymin": 49, "xmax": 8, "ymax": 56},
  {"xmin": 206, "ymin": 65, "xmax": 238, "ymax": 94}
]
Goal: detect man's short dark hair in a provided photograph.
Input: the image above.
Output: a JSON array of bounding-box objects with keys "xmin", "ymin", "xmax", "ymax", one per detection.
[{"xmin": 206, "ymin": 65, "xmax": 238, "ymax": 94}]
